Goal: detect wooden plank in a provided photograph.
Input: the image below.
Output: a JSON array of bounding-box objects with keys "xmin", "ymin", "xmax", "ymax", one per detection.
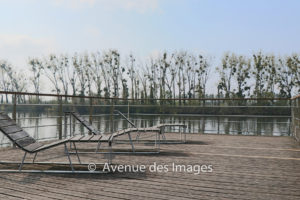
[
  {"xmin": 79, "ymin": 135, "xmax": 94, "ymax": 141},
  {"xmin": 100, "ymin": 135, "xmax": 111, "ymax": 141},
  {"xmin": 34, "ymin": 139, "xmax": 68, "ymax": 152},
  {"xmin": 8, "ymin": 131, "xmax": 29, "ymax": 141},
  {"xmin": 69, "ymin": 135, "xmax": 84, "ymax": 141},
  {"xmin": 0, "ymin": 120, "xmax": 16, "ymax": 127},
  {"xmin": 35, "ymin": 139, "xmax": 69, "ymax": 151},
  {"xmin": 0, "ymin": 125, "xmax": 23, "ymax": 134},
  {"xmin": 15, "ymin": 136, "xmax": 36, "ymax": 147},
  {"xmin": 23, "ymin": 142, "xmax": 44, "ymax": 152},
  {"xmin": 89, "ymin": 135, "xmax": 102, "ymax": 141},
  {"xmin": 138, "ymin": 128, "xmax": 160, "ymax": 132},
  {"xmin": 111, "ymin": 130, "xmax": 120, "ymax": 137}
]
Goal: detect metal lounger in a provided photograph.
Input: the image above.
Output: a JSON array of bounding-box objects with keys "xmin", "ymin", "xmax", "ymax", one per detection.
[
  {"xmin": 155, "ymin": 123, "xmax": 187, "ymax": 143},
  {"xmin": 68, "ymin": 126, "xmax": 161, "ymax": 154},
  {"xmin": 109, "ymin": 127, "xmax": 161, "ymax": 153},
  {"xmin": 114, "ymin": 110, "xmax": 187, "ymax": 143},
  {"xmin": 0, "ymin": 112, "xmax": 106, "ymax": 173},
  {"xmin": 66, "ymin": 111, "xmax": 161, "ymax": 153}
]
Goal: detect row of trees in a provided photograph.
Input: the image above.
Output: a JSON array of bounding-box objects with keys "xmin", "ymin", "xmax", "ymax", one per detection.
[
  {"xmin": 217, "ymin": 53, "xmax": 300, "ymax": 98},
  {"xmin": 0, "ymin": 50, "xmax": 300, "ymax": 103}
]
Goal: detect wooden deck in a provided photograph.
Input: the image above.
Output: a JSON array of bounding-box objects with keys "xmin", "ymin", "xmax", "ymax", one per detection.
[{"xmin": 0, "ymin": 133, "xmax": 300, "ymax": 200}]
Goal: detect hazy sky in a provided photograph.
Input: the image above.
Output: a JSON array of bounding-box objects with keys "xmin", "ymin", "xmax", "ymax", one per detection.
[{"xmin": 0, "ymin": 0, "xmax": 300, "ymax": 68}]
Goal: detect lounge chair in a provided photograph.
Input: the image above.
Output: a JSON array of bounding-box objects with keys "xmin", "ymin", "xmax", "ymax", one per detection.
[
  {"xmin": 65, "ymin": 111, "xmax": 161, "ymax": 153},
  {"xmin": 0, "ymin": 112, "xmax": 108, "ymax": 173},
  {"xmin": 114, "ymin": 110, "xmax": 187, "ymax": 143}
]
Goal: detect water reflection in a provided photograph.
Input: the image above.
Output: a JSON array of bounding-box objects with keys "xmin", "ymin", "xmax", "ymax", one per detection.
[{"xmin": 0, "ymin": 113, "xmax": 291, "ymax": 147}]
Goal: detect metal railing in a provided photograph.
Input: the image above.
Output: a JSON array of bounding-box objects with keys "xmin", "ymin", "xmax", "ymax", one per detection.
[{"xmin": 0, "ymin": 91, "xmax": 294, "ymax": 147}]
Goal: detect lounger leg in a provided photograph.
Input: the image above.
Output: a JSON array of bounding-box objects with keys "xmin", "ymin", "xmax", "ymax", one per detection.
[
  {"xmin": 135, "ymin": 132, "xmax": 141, "ymax": 142},
  {"xmin": 19, "ymin": 152, "xmax": 27, "ymax": 171},
  {"xmin": 180, "ymin": 126, "xmax": 182, "ymax": 141},
  {"xmin": 70, "ymin": 114, "xmax": 72, "ymax": 137},
  {"xmin": 95, "ymin": 140, "xmax": 101, "ymax": 153},
  {"xmin": 73, "ymin": 142, "xmax": 81, "ymax": 164},
  {"xmin": 161, "ymin": 127, "xmax": 166, "ymax": 141},
  {"xmin": 155, "ymin": 131, "xmax": 157, "ymax": 148},
  {"xmin": 108, "ymin": 141, "xmax": 112, "ymax": 164},
  {"xmin": 64, "ymin": 143, "xmax": 74, "ymax": 172},
  {"xmin": 127, "ymin": 132, "xmax": 135, "ymax": 153},
  {"xmin": 158, "ymin": 131, "xmax": 160, "ymax": 152},
  {"xmin": 32, "ymin": 152, "xmax": 38, "ymax": 163},
  {"xmin": 162, "ymin": 132, "xmax": 166, "ymax": 141},
  {"xmin": 184, "ymin": 126, "xmax": 187, "ymax": 143}
]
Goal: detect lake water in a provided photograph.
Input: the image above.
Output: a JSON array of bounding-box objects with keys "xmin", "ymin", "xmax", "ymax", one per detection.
[{"xmin": 0, "ymin": 112, "xmax": 291, "ymax": 147}]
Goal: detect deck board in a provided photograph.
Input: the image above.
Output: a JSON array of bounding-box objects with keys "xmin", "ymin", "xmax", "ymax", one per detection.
[{"xmin": 0, "ymin": 133, "xmax": 299, "ymax": 200}]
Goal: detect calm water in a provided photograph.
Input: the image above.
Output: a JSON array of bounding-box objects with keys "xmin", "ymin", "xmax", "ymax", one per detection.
[{"xmin": 0, "ymin": 112, "xmax": 291, "ymax": 147}]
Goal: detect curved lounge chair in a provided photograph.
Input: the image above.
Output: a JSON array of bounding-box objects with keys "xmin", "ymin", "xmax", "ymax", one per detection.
[
  {"xmin": 65, "ymin": 111, "xmax": 161, "ymax": 153},
  {"xmin": 114, "ymin": 110, "xmax": 187, "ymax": 143},
  {"xmin": 0, "ymin": 112, "xmax": 78, "ymax": 172}
]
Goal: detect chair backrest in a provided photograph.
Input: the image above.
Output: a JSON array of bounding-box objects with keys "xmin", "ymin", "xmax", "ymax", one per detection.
[
  {"xmin": 0, "ymin": 112, "xmax": 38, "ymax": 152},
  {"xmin": 68, "ymin": 112, "xmax": 102, "ymax": 135},
  {"xmin": 114, "ymin": 110, "xmax": 137, "ymax": 128}
]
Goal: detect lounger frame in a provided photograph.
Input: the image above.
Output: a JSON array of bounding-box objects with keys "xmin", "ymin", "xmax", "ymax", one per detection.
[
  {"xmin": 0, "ymin": 112, "xmax": 110, "ymax": 173},
  {"xmin": 65, "ymin": 111, "xmax": 161, "ymax": 154}
]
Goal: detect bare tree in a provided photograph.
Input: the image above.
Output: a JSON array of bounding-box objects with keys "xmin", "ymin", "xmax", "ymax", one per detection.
[
  {"xmin": 82, "ymin": 53, "xmax": 93, "ymax": 96},
  {"xmin": 0, "ymin": 60, "xmax": 12, "ymax": 103},
  {"xmin": 138, "ymin": 65, "xmax": 148, "ymax": 102},
  {"xmin": 217, "ymin": 53, "xmax": 237, "ymax": 98},
  {"xmin": 91, "ymin": 52, "xmax": 103, "ymax": 97},
  {"xmin": 73, "ymin": 53, "xmax": 87, "ymax": 96},
  {"xmin": 195, "ymin": 55, "xmax": 210, "ymax": 98},
  {"xmin": 28, "ymin": 58, "xmax": 43, "ymax": 94},
  {"xmin": 68, "ymin": 53, "xmax": 79, "ymax": 96},
  {"xmin": 158, "ymin": 52, "xmax": 169, "ymax": 100},
  {"xmin": 43, "ymin": 54, "xmax": 61, "ymax": 94},
  {"xmin": 252, "ymin": 52, "xmax": 276, "ymax": 98},
  {"xmin": 185, "ymin": 54, "xmax": 196, "ymax": 99},
  {"xmin": 234, "ymin": 56, "xmax": 251, "ymax": 98},
  {"xmin": 127, "ymin": 54, "xmax": 136, "ymax": 100},
  {"xmin": 175, "ymin": 51, "xmax": 187, "ymax": 104},
  {"xmin": 57, "ymin": 54, "xmax": 70, "ymax": 96},
  {"xmin": 280, "ymin": 54, "xmax": 300, "ymax": 96}
]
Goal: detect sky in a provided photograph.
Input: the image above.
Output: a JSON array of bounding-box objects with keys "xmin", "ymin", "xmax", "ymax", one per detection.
[{"xmin": 0, "ymin": 0, "xmax": 300, "ymax": 69}]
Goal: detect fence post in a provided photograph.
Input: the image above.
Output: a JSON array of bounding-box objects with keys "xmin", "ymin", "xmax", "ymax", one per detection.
[
  {"xmin": 12, "ymin": 93, "xmax": 17, "ymax": 148},
  {"xmin": 110, "ymin": 98, "xmax": 115, "ymax": 133},
  {"xmin": 64, "ymin": 96, "xmax": 68, "ymax": 138},
  {"xmin": 13, "ymin": 93, "xmax": 17, "ymax": 121},
  {"xmin": 89, "ymin": 98, "xmax": 93, "ymax": 135},
  {"xmin": 127, "ymin": 101, "xmax": 130, "ymax": 119},
  {"xmin": 58, "ymin": 96, "xmax": 63, "ymax": 140}
]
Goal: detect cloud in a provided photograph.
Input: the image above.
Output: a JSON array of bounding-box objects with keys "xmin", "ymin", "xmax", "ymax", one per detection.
[
  {"xmin": 0, "ymin": 34, "xmax": 59, "ymax": 68},
  {"xmin": 51, "ymin": 0, "xmax": 159, "ymax": 13}
]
